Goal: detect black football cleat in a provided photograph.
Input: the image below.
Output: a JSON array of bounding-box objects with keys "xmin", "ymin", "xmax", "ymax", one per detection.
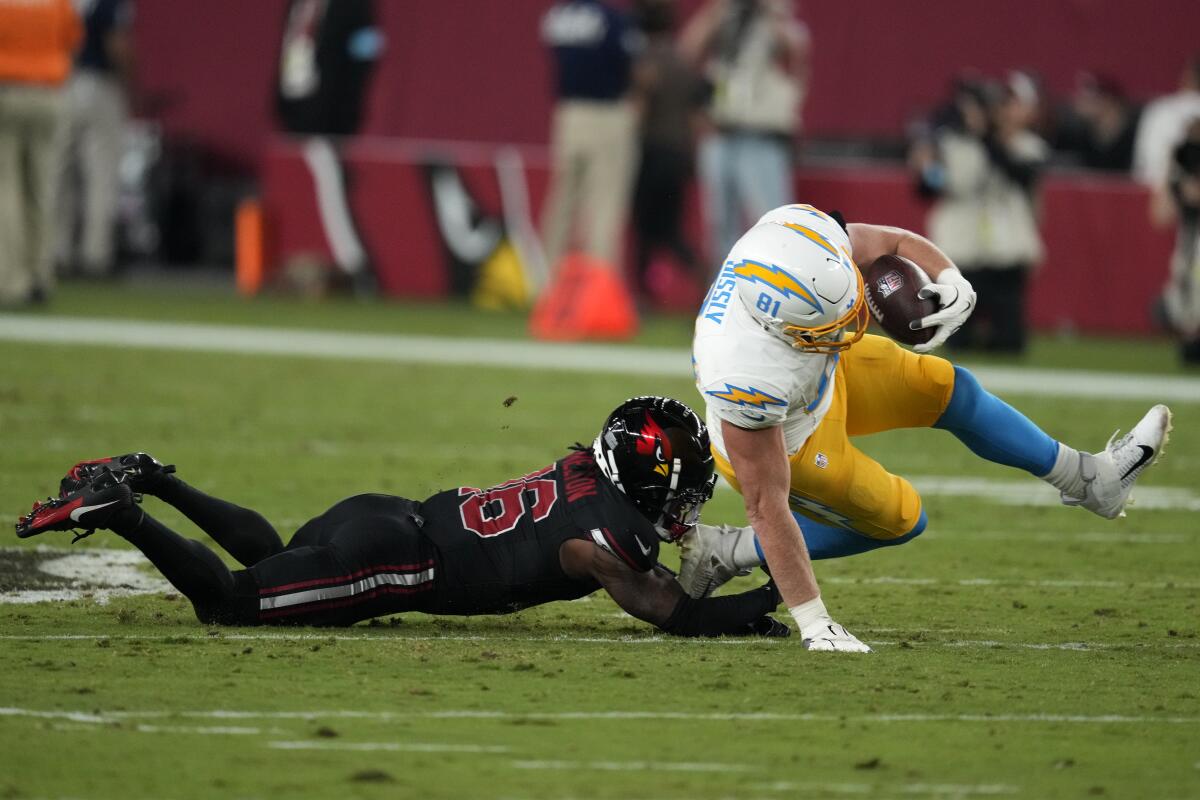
[
  {"xmin": 59, "ymin": 452, "xmax": 175, "ymax": 497},
  {"xmin": 18, "ymin": 470, "xmax": 135, "ymax": 540}
]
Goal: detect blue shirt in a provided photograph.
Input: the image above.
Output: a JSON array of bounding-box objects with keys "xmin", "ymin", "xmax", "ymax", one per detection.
[{"xmin": 541, "ymin": 0, "xmax": 636, "ymax": 102}]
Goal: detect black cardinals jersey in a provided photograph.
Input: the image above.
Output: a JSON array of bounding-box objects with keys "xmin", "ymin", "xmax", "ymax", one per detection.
[{"xmin": 418, "ymin": 448, "xmax": 661, "ymax": 615}]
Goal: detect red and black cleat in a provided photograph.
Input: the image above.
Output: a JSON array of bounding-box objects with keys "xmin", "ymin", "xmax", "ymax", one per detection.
[
  {"xmin": 59, "ymin": 452, "xmax": 175, "ymax": 497},
  {"xmin": 18, "ymin": 470, "xmax": 136, "ymax": 540}
]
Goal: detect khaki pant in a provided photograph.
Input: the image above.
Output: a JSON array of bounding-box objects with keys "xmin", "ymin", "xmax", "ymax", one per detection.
[
  {"xmin": 0, "ymin": 83, "xmax": 63, "ymax": 303},
  {"xmin": 540, "ymin": 100, "xmax": 637, "ymax": 270},
  {"xmin": 55, "ymin": 70, "xmax": 127, "ymax": 275}
]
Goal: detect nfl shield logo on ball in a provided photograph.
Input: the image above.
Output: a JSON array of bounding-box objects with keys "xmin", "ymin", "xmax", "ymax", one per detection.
[{"xmin": 876, "ymin": 270, "xmax": 904, "ymax": 299}]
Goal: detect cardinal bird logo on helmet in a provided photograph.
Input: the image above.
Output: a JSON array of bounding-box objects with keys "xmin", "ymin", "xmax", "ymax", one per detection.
[{"xmin": 635, "ymin": 412, "xmax": 672, "ymax": 476}]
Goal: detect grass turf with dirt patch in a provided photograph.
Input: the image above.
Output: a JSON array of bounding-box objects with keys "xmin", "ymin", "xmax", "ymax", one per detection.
[{"xmin": 0, "ymin": 287, "xmax": 1197, "ymax": 799}]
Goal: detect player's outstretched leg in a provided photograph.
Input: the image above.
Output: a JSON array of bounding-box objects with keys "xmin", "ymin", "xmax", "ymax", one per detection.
[
  {"xmin": 151, "ymin": 475, "xmax": 283, "ymax": 566},
  {"xmin": 17, "ymin": 470, "xmax": 257, "ymax": 624},
  {"xmin": 60, "ymin": 452, "xmax": 283, "ymax": 567},
  {"xmin": 932, "ymin": 366, "xmax": 1172, "ymax": 519},
  {"xmin": 110, "ymin": 507, "xmax": 258, "ymax": 624},
  {"xmin": 1058, "ymin": 404, "xmax": 1173, "ymax": 519}
]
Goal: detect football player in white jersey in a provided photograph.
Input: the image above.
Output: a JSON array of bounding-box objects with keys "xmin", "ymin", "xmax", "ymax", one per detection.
[{"xmin": 685, "ymin": 204, "xmax": 1173, "ymax": 652}]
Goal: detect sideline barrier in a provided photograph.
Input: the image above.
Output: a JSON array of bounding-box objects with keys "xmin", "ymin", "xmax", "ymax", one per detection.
[{"xmin": 262, "ymin": 138, "xmax": 1175, "ymax": 335}]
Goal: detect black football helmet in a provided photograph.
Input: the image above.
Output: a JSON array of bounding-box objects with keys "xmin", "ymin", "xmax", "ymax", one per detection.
[{"xmin": 592, "ymin": 395, "xmax": 717, "ymax": 542}]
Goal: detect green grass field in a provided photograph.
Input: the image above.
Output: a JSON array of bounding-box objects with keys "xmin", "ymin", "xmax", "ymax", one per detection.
[{"xmin": 1, "ymin": 283, "xmax": 1198, "ymax": 799}]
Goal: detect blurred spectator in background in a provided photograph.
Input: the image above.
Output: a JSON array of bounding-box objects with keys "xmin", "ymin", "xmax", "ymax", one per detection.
[
  {"xmin": 1133, "ymin": 54, "xmax": 1200, "ymax": 199},
  {"xmin": 276, "ymin": 0, "xmax": 381, "ymax": 136},
  {"xmin": 275, "ymin": 0, "xmax": 383, "ymax": 295},
  {"xmin": 913, "ymin": 72, "xmax": 1048, "ymax": 355},
  {"xmin": 1052, "ymin": 72, "xmax": 1140, "ymax": 172},
  {"xmin": 54, "ymin": 0, "xmax": 133, "ymax": 281},
  {"xmin": 681, "ymin": 0, "xmax": 808, "ymax": 270},
  {"xmin": 0, "ymin": 0, "xmax": 80, "ymax": 307},
  {"xmin": 629, "ymin": 0, "xmax": 706, "ymax": 299},
  {"xmin": 539, "ymin": 0, "xmax": 640, "ymax": 271},
  {"xmin": 1154, "ymin": 119, "xmax": 1200, "ymax": 365}
]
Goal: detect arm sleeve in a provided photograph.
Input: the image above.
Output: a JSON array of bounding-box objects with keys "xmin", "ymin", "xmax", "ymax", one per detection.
[
  {"xmin": 661, "ymin": 582, "xmax": 782, "ymax": 637},
  {"xmin": 592, "ymin": 524, "xmax": 657, "ymax": 573}
]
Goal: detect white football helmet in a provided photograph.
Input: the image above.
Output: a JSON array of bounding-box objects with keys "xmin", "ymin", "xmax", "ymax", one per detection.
[{"xmin": 727, "ymin": 219, "xmax": 868, "ymax": 354}]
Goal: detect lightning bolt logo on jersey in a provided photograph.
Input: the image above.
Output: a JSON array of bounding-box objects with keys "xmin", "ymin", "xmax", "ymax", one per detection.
[
  {"xmin": 705, "ymin": 383, "xmax": 786, "ymax": 408},
  {"xmin": 705, "ymin": 383, "xmax": 789, "ymax": 425}
]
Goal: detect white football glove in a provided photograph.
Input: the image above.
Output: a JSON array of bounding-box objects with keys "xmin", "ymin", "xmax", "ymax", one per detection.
[
  {"xmin": 800, "ymin": 622, "xmax": 872, "ymax": 653},
  {"xmin": 789, "ymin": 596, "xmax": 872, "ymax": 653},
  {"xmin": 911, "ymin": 266, "xmax": 976, "ymax": 353}
]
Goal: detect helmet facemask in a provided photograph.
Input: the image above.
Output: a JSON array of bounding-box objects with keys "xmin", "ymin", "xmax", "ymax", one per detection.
[
  {"xmin": 592, "ymin": 396, "xmax": 716, "ymax": 542},
  {"xmin": 654, "ymin": 473, "xmax": 717, "ymax": 542}
]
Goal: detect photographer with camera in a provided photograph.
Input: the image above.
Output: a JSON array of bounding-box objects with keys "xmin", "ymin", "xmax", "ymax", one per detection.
[
  {"xmin": 1155, "ymin": 118, "xmax": 1200, "ymax": 365},
  {"xmin": 910, "ymin": 71, "xmax": 1049, "ymax": 355}
]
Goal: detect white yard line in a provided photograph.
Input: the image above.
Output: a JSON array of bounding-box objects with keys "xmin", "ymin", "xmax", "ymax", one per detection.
[
  {"xmin": 510, "ymin": 759, "xmax": 749, "ymax": 773},
  {"xmin": 1, "ymin": 633, "xmax": 1196, "ymax": 650},
  {"xmin": 268, "ymin": 740, "xmax": 510, "ymax": 754},
  {"xmin": 716, "ymin": 475, "xmax": 1200, "ymax": 513},
  {"xmin": 906, "ymin": 477, "xmax": 1200, "ymax": 513},
  {"xmin": 1, "ymin": 315, "xmax": 1197, "ymax": 402},
  {"xmin": 755, "ymin": 781, "xmax": 1018, "ymax": 796},
  {"xmin": 48, "ymin": 721, "xmax": 279, "ymax": 736},
  {"xmin": 820, "ymin": 576, "xmax": 1200, "ymax": 589},
  {"xmin": 2, "ymin": 706, "xmax": 1197, "ymax": 725},
  {"xmin": 925, "ymin": 531, "xmax": 1193, "ymax": 544},
  {"xmin": 6, "ymin": 516, "xmax": 1195, "ymax": 607},
  {"xmin": 134, "ymin": 724, "xmax": 264, "ymax": 735}
]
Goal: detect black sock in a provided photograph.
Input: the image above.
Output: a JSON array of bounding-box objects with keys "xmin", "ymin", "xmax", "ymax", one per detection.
[
  {"xmin": 110, "ymin": 507, "xmax": 238, "ymax": 612},
  {"xmin": 149, "ymin": 476, "xmax": 283, "ymax": 567}
]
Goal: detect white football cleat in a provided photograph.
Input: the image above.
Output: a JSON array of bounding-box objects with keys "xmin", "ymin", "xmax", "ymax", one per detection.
[
  {"xmin": 801, "ymin": 622, "xmax": 872, "ymax": 653},
  {"xmin": 1062, "ymin": 404, "xmax": 1173, "ymax": 519},
  {"xmin": 677, "ymin": 523, "xmax": 752, "ymax": 599}
]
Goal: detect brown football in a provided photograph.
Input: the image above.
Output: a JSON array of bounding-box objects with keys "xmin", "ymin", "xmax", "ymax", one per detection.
[{"xmin": 862, "ymin": 255, "xmax": 938, "ymax": 346}]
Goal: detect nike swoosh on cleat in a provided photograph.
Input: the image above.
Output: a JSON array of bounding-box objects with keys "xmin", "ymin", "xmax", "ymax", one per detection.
[
  {"xmin": 70, "ymin": 500, "xmax": 120, "ymax": 522},
  {"xmin": 1120, "ymin": 446, "xmax": 1155, "ymax": 481}
]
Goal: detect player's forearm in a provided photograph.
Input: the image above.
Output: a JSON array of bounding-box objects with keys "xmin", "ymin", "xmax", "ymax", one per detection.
[
  {"xmin": 661, "ymin": 582, "xmax": 780, "ymax": 637},
  {"xmin": 893, "ymin": 230, "xmax": 957, "ymax": 280},
  {"xmin": 850, "ymin": 223, "xmax": 957, "ymax": 281},
  {"xmin": 721, "ymin": 420, "xmax": 819, "ymax": 606},
  {"xmin": 749, "ymin": 505, "xmax": 820, "ymax": 606}
]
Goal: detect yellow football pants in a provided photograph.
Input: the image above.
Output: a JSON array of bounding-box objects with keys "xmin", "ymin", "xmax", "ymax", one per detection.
[{"xmin": 714, "ymin": 334, "xmax": 956, "ymax": 540}]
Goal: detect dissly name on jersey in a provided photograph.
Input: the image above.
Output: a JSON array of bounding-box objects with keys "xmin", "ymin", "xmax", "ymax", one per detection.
[{"xmin": 699, "ymin": 263, "xmax": 738, "ymax": 325}]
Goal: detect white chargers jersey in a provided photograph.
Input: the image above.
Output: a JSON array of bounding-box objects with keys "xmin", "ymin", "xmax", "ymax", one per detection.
[{"xmin": 693, "ymin": 204, "xmax": 850, "ymax": 460}]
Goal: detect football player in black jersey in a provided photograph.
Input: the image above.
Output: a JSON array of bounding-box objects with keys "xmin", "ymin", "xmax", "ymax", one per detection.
[{"xmin": 16, "ymin": 396, "xmax": 785, "ymax": 637}]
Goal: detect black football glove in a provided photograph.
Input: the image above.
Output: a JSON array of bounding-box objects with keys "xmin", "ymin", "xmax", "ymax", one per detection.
[{"xmin": 747, "ymin": 615, "xmax": 791, "ymax": 638}]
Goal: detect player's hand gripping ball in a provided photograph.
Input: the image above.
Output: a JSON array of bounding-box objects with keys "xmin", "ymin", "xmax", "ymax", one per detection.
[{"xmin": 862, "ymin": 255, "xmax": 938, "ymax": 347}]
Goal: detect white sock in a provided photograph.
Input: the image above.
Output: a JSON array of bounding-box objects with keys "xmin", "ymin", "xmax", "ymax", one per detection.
[
  {"xmin": 732, "ymin": 527, "xmax": 764, "ymax": 570},
  {"xmin": 1041, "ymin": 443, "xmax": 1087, "ymax": 498},
  {"xmin": 789, "ymin": 595, "xmax": 832, "ymax": 635}
]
